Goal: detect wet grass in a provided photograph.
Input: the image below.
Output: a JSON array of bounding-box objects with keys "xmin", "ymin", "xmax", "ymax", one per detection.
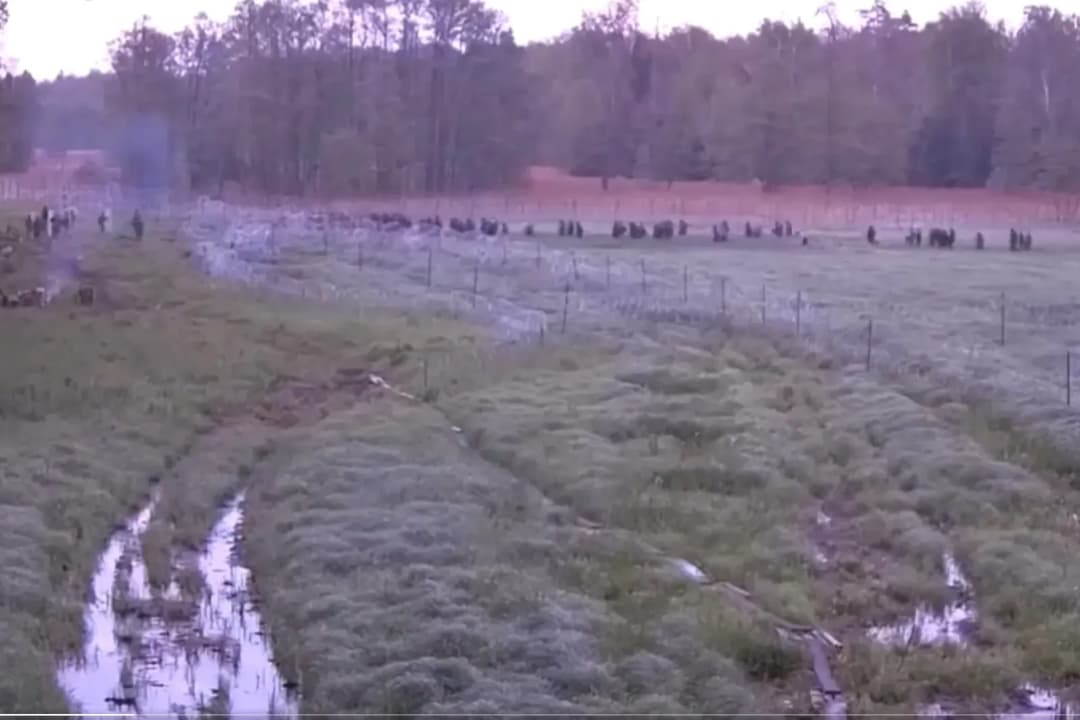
[
  {"xmin": 242, "ymin": 395, "xmax": 801, "ymax": 714},
  {"xmin": 11, "ymin": 206, "xmax": 1080, "ymax": 715},
  {"xmin": 426, "ymin": 325, "xmax": 1080, "ymax": 713},
  {"xmin": 0, "ymin": 222, "xmax": 477, "ymax": 712}
]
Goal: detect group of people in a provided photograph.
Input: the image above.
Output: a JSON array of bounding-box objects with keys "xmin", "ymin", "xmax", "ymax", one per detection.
[
  {"xmin": 22, "ymin": 203, "xmax": 146, "ymax": 242},
  {"xmin": 24, "ymin": 205, "xmax": 77, "ymax": 240}
]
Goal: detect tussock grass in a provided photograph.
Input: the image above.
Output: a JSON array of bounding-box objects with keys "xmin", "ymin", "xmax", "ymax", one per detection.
[
  {"xmin": 243, "ymin": 400, "xmax": 623, "ymax": 713},
  {"xmin": 429, "ymin": 326, "xmax": 1080, "ymax": 711},
  {"xmin": 14, "ymin": 207, "xmax": 1080, "ymax": 715},
  {"xmin": 242, "ymin": 393, "xmax": 815, "ymax": 713},
  {"xmin": 0, "ymin": 225, "xmax": 473, "ymax": 712}
]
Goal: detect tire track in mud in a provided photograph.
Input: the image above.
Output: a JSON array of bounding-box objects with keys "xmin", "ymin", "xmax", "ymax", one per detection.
[{"xmin": 56, "ymin": 368, "xmax": 391, "ymax": 718}]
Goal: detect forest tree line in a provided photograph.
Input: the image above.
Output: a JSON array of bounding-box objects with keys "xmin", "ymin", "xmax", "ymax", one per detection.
[
  {"xmin": 0, "ymin": 0, "xmax": 35, "ymax": 174},
  {"xmin": 24, "ymin": 0, "xmax": 1080, "ymax": 195}
]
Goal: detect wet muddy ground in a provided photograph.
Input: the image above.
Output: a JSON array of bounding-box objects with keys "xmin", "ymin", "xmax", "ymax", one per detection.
[{"xmin": 60, "ymin": 491, "xmax": 297, "ymax": 718}]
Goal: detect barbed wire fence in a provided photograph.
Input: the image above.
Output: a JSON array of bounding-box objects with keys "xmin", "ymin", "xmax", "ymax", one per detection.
[
  {"xmin": 178, "ymin": 205, "xmax": 1080, "ymax": 439},
  {"xmin": 5, "ymin": 172, "xmax": 1080, "ymax": 230}
]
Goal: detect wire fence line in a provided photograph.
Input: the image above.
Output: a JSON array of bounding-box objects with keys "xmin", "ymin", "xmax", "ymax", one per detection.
[
  {"xmin": 6, "ymin": 176, "xmax": 1080, "ymax": 233},
  {"xmin": 181, "ymin": 206, "xmax": 1080, "ymax": 441},
  {"xmin": 244, "ymin": 195, "xmax": 1080, "ymax": 232}
]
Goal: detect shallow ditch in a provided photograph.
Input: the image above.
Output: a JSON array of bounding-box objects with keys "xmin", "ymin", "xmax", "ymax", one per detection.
[
  {"xmin": 867, "ymin": 552, "xmax": 1077, "ymax": 719},
  {"xmin": 59, "ymin": 491, "xmax": 298, "ymax": 718},
  {"xmin": 869, "ymin": 552, "xmax": 974, "ymax": 647}
]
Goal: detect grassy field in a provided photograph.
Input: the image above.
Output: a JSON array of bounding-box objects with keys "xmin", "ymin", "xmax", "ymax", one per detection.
[
  {"xmin": 239, "ymin": 313, "xmax": 1080, "ymax": 714},
  {"xmin": 206, "ymin": 210, "xmax": 1080, "ymax": 714},
  {"xmin": 6, "ymin": 204, "xmax": 1080, "ymax": 716},
  {"xmin": 206, "ymin": 211, "xmax": 1080, "ymax": 431},
  {"xmin": 0, "ymin": 219, "xmax": 476, "ymax": 712}
]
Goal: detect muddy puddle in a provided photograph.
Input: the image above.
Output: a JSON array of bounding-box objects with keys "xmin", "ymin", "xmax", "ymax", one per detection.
[
  {"xmin": 869, "ymin": 552, "xmax": 974, "ymax": 646},
  {"xmin": 994, "ymin": 685, "xmax": 1077, "ymax": 720},
  {"xmin": 921, "ymin": 685, "xmax": 1079, "ymax": 720},
  {"xmin": 60, "ymin": 492, "xmax": 298, "ymax": 718},
  {"xmin": 869, "ymin": 555, "xmax": 1076, "ymax": 719}
]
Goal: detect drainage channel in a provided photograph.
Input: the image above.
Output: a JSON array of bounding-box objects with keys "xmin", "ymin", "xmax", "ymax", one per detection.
[
  {"xmin": 868, "ymin": 551, "xmax": 1077, "ymax": 719},
  {"xmin": 59, "ymin": 491, "xmax": 298, "ymax": 718}
]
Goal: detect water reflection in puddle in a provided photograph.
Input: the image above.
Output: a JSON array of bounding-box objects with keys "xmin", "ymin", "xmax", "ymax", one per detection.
[
  {"xmin": 868, "ymin": 555, "xmax": 1076, "ymax": 720},
  {"xmin": 996, "ymin": 685, "xmax": 1077, "ymax": 720},
  {"xmin": 60, "ymin": 492, "xmax": 297, "ymax": 718},
  {"xmin": 868, "ymin": 552, "xmax": 974, "ymax": 646}
]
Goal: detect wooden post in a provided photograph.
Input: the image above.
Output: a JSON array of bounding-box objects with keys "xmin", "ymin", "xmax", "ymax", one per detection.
[
  {"xmin": 572, "ymin": 253, "xmax": 579, "ymax": 281},
  {"xmin": 683, "ymin": 265, "xmax": 689, "ymax": 303},
  {"xmin": 423, "ymin": 355, "xmax": 429, "ymax": 391},
  {"xmin": 1068, "ymin": 351, "xmax": 1072, "ymax": 407},
  {"xmin": 721, "ymin": 277, "xmax": 727, "ymax": 315},
  {"xmin": 796, "ymin": 290, "xmax": 802, "ymax": 336},
  {"xmin": 561, "ymin": 282, "xmax": 570, "ymax": 334},
  {"xmin": 866, "ymin": 319, "xmax": 874, "ymax": 371},
  {"xmin": 535, "ymin": 241, "xmax": 542, "ymax": 268},
  {"xmin": 357, "ymin": 243, "xmax": 364, "ymax": 269},
  {"xmin": 426, "ymin": 248, "xmax": 433, "ymax": 288},
  {"xmin": 640, "ymin": 258, "xmax": 647, "ymax": 294},
  {"xmin": 539, "ymin": 322, "xmax": 545, "ymax": 345},
  {"xmin": 502, "ymin": 241, "xmax": 508, "ymax": 266},
  {"xmin": 999, "ymin": 292, "xmax": 1006, "ymax": 346},
  {"xmin": 472, "ymin": 261, "xmax": 479, "ymax": 307},
  {"xmin": 761, "ymin": 284, "xmax": 766, "ymax": 325}
]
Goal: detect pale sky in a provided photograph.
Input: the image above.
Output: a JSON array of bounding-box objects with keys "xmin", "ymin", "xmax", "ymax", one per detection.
[{"xmin": 2, "ymin": 0, "xmax": 1042, "ymax": 80}]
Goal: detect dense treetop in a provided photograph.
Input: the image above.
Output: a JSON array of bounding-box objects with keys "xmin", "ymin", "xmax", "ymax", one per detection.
[{"xmin": 18, "ymin": 0, "xmax": 1080, "ymax": 195}]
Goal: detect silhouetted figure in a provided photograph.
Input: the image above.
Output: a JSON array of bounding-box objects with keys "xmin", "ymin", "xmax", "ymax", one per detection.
[
  {"xmin": 132, "ymin": 211, "xmax": 144, "ymax": 241},
  {"xmin": 927, "ymin": 228, "xmax": 953, "ymax": 248}
]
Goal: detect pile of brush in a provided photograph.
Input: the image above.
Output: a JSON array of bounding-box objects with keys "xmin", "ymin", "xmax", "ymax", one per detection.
[
  {"xmin": 0, "ymin": 287, "xmax": 45, "ymax": 308},
  {"xmin": 0, "ymin": 285, "xmax": 94, "ymax": 308}
]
